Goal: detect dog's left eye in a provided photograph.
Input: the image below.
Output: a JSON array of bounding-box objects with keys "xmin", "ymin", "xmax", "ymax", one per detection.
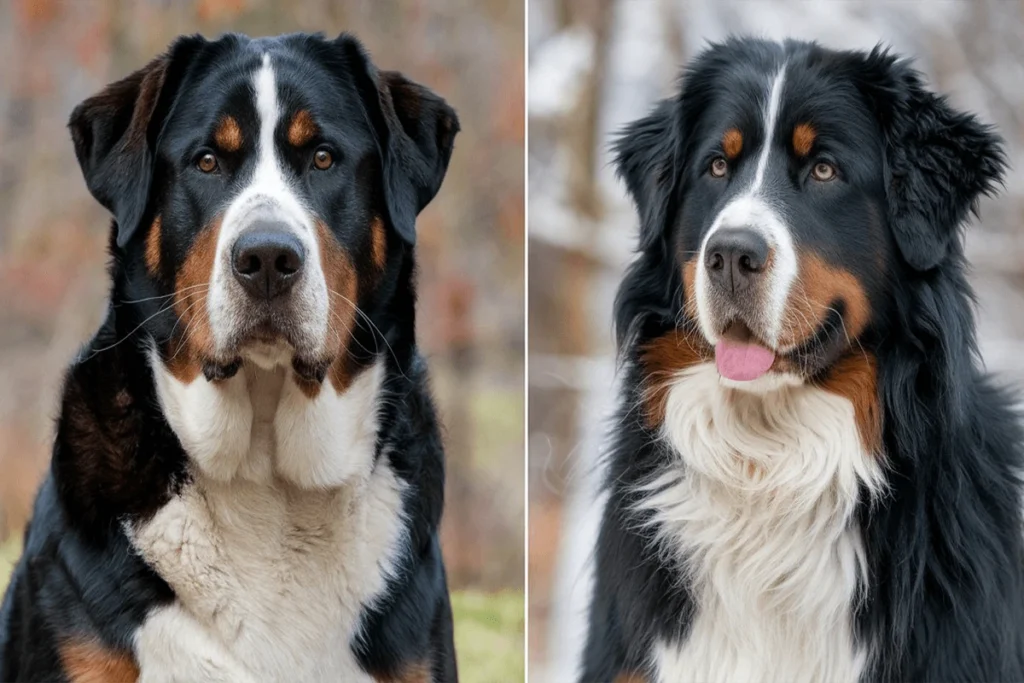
[
  {"xmin": 812, "ymin": 161, "xmax": 836, "ymax": 182},
  {"xmin": 709, "ymin": 157, "xmax": 728, "ymax": 178},
  {"xmin": 313, "ymin": 148, "xmax": 334, "ymax": 171},
  {"xmin": 196, "ymin": 153, "xmax": 218, "ymax": 174}
]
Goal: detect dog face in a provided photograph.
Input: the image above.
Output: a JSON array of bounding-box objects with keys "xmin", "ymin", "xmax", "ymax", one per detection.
[
  {"xmin": 70, "ymin": 33, "xmax": 458, "ymax": 390},
  {"xmin": 616, "ymin": 38, "xmax": 1003, "ymax": 391}
]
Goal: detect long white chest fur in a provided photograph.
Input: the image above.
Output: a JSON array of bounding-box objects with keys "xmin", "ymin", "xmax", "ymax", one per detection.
[
  {"xmin": 639, "ymin": 364, "xmax": 884, "ymax": 683},
  {"xmin": 128, "ymin": 357, "xmax": 405, "ymax": 683}
]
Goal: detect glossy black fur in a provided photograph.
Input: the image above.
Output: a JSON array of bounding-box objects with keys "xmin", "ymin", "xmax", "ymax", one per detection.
[
  {"xmin": 1, "ymin": 32, "xmax": 458, "ymax": 682},
  {"xmin": 583, "ymin": 37, "xmax": 1024, "ymax": 682}
]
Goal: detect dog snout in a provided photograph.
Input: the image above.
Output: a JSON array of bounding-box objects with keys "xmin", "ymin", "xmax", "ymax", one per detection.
[
  {"xmin": 704, "ymin": 229, "xmax": 770, "ymax": 295},
  {"xmin": 231, "ymin": 223, "xmax": 306, "ymax": 300}
]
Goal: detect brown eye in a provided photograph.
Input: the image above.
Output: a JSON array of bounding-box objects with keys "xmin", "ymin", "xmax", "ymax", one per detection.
[
  {"xmin": 812, "ymin": 161, "xmax": 836, "ymax": 181},
  {"xmin": 710, "ymin": 157, "xmax": 728, "ymax": 178},
  {"xmin": 197, "ymin": 153, "xmax": 218, "ymax": 173},
  {"xmin": 313, "ymin": 148, "xmax": 333, "ymax": 170}
]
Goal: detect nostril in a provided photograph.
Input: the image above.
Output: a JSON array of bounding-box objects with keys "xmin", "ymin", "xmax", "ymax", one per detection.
[
  {"xmin": 275, "ymin": 252, "xmax": 299, "ymax": 276},
  {"xmin": 738, "ymin": 254, "xmax": 753, "ymax": 272},
  {"xmin": 709, "ymin": 252, "xmax": 725, "ymax": 270},
  {"xmin": 239, "ymin": 254, "xmax": 262, "ymax": 276}
]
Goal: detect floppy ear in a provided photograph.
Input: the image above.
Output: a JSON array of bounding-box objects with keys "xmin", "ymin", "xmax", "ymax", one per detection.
[
  {"xmin": 855, "ymin": 47, "xmax": 1006, "ymax": 271},
  {"xmin": 613, "ymin": 99, "xmax": 683, "ymax": 251},
  {"xmin": 68, "ymin": 35, "xmax": 205, "ymax": 249},
  {"xmin": 335, "ymin": 34, "xmax": 459, "ymax": 245}
]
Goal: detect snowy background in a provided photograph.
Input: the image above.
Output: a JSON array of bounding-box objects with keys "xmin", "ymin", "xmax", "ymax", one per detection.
[{"xmin": 528, "ymin": 0, "xmax": 1024, "ymax": 679}]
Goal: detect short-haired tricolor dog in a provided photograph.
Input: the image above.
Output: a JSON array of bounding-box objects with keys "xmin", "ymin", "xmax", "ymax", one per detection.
[
  {"xmin": 0, "ymin": 32, "xmax": 459, "ymax": 683},
  {"xmin": 582, "ymin": 38, "xmax": 1024, "ymax": 683}
]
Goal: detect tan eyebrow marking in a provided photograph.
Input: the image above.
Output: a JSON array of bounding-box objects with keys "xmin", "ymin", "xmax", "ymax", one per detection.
[
  {"xmin": 287, "ymin": 109, "xmax": 318, "ymax": 147},
  {"xmin": 793, "ymin": 123, "xmax": 816, "ymax": 157},
  {"xmin": 213, "ymin": 116, "xmax": 243, "ymax": 152},
  {"xmin": 722, "ymin": 128, "xmax": 743, "ymax": 160}
]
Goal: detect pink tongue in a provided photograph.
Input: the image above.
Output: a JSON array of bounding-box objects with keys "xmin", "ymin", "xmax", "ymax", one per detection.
[{"xmin": 715, "ymin": 339, "xmax": 776, "ymax": 381}]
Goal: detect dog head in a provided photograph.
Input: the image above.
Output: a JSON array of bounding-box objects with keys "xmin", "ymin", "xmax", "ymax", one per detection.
[
  {"xmin": 616, "ymin": 37, "xmax": 1004, "ymax": 394},
  {"xmin": 70, "ymin": 32, "xmax": 458, "ymax": 391}
]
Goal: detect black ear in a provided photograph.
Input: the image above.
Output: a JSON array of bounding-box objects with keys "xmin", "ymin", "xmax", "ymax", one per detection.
[
  {"xmin": 68, "ymin": 35, "xmax": 205, "ymax": 249},
  {"xmin": 613, "ymin": 99, "xmax": 682, "ymax": 251},
  {"xmin": 855, "ymin": 47, "xmax": 1006, "ymax": 271},
  {"xmin": 335, "ymin": 35, "xmax": 459, "ymax": 245}
]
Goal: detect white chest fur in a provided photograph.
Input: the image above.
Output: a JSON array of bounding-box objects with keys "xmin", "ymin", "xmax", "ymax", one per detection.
[
  {"xmin": 149, "ymin": 351, "xmax": 385, "ymax": 488},
  {"xmin": 640, "ymin": 364, "xmax": 883, "ymax": 683},
  {"xmin": 130, "ymin": 356, "xmax": 406, "ymax": 682}
]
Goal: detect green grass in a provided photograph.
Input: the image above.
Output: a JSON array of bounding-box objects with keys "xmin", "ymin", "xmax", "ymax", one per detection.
[
  {"xmin": 0, "ymin": 540, "xmax": 524, "ymax": 682},
  {"xmin": 452, "ymin": 589, "xmax": 525, "ymax": 682}
]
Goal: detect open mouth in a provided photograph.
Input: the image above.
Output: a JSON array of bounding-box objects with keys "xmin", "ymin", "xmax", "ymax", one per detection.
[
  {"xmin": 710, "ymin": 301, "xmax": 851, "ymax": 383},
  {"xmin": 714, "ymin": 320, "xmax": 776, "ymax": 382}
]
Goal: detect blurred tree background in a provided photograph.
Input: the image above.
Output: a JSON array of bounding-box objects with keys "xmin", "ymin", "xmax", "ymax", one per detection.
[
  {"xmin": 528, "ymin": 0, "xmax": 1024, "ymax": 680},
  {"xmin": 0, "ymin": 0, "xmax": 524, "ymax": 679}
]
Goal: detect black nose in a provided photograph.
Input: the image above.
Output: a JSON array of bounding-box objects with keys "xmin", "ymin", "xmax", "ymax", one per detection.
[
  {"xmin": 704, "ymin": 228, "xmax": 770, "ymax": 294},
  {"xmin": 231, "ymin": 225, "xmax": 305, "ymax": 300}
]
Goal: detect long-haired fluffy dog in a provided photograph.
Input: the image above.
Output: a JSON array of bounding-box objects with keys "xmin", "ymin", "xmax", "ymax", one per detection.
[
  {"xmin": 581, "ymin": 37, "xmax": 1024, "ymax": 683},
  {"xmin": 1, "ymin": 32, "xmax": 459, "ymax": 682}
]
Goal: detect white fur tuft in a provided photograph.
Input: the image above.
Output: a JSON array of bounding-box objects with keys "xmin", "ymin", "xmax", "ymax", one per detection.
[
  {"xmin": 639, "ymin": 363, "xmax": 884, "ymax": 683},
  {"xmin": 128, "ymin": 447, "xmax": 405, "ymax": 683}
]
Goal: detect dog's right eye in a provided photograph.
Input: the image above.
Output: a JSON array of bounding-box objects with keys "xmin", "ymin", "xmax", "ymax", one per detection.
[
  {"xmin": 709, "ymin": 157, "xmax": 728, "ymax": 178},
  {"xmin": 313, "ymin": 148, "xmax": 334, "ymax": 171},
  {"xmin": 196, "ymin": 153, "xmax": 218, "ymax": 173},
  {"xmin": 811, "ymin": 161, "xmax": 837, "ymax": 182}
]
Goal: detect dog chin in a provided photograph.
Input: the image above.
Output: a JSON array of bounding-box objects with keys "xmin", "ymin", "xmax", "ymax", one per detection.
[
  {"xmin": 240, "ymin": 338, "xmax": 295, "ymax": 370},
  {"xmin": 195, "ymin": 338, "xmax": 292, "ymax": 382},
  {"xmin": 200, "ymin": 340, "xmax": 334, "ymax": 391},
  {"xmin": 243, "ymin": 339, "xmax": 334, "ymax": 385},
  {"xmin": 719, "ymin": 371, "xmax": 804, "ymax": 395}
]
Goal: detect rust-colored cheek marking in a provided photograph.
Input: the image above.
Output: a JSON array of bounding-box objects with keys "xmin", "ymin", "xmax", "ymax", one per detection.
[
  {"xmin": 722, "ymin": 128, "xmax": 743, "ymax": 160},
  {"xmin": 792, "ymin": 123, "xmax": 816, "ymax": 157},
  {"xmin": 316, "ymin": 220, "xmax": 358, "ymax": 396},
  {"xmin": 166, "ymin": 218, "xmax": 222, "ymax": 383},
  {"xmin": 640, "ymin": 327, "xmax": 712, "ymax": 428},
  {"xmin": 371, "ymin": 217, "xmax": 388, "ymax": 271},
  {"xmin": 145, "ymin": 216, "xmax": 162, "ymax": 277},
  {"xmin": 820, "ymin": 352, "xmax": 881, "ymax": 454},
  {"xmin": 373, "ymin": 661, "xmax": 432, "ymax": 683},
  {"xmin": 287, "ymin": 109, "xmax": 318, "ymax": 147},
  {"xmin": 682, "ymin": 257, "xmax": 699, "ymax": 319},
  {"xmin": 60, "ymin": 640, "xmax": 139, "ymax": 683},
  {"xmin": 780, "ymin": 251, "xmax": 870, "ymax": 349},
  {"xmin": 214, "ymin": 116, "xmax": 243, "ymax": 152}
]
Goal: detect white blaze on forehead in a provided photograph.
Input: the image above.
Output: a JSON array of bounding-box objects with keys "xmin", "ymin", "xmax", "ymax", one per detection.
[
  {"xmin": 695, "ymin": 61, "xmax": 798, "ymax": 348},
  {"xmin": 255, "ymin": 53, "xmax": 278, "ymax": 164},
  {"xmin": 752, "ymin": 66, "xmax": 788, "ymax": 194},
  {"xmin": 204, "ymin": 52, "xmax": 331, "ymax": 361}
]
